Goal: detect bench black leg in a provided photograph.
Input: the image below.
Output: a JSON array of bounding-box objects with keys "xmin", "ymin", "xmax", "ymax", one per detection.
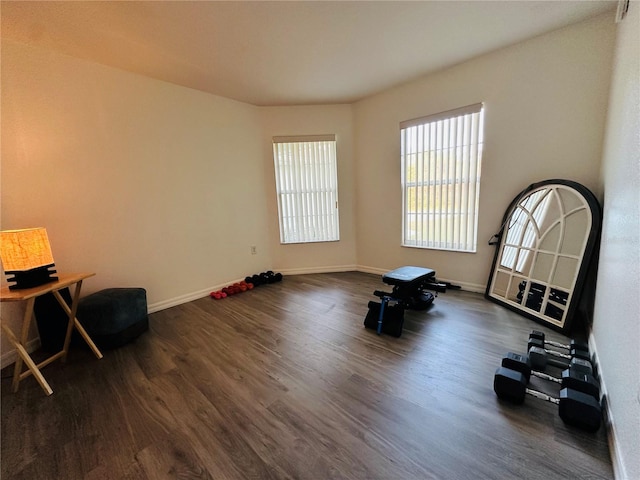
[{"xmin": 377, "ymin": 296, "xmax": 390, "ymax": 335}]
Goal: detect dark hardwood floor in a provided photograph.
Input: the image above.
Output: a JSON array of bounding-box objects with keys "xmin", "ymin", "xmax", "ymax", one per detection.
[{"xmin": 1, "ymin": 272, "xmax": 613, "ymax": 479}]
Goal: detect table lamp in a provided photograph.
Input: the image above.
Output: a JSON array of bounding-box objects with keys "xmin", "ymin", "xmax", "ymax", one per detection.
[{"xmin": 0, "ymin": 228, "xmax": 58, "ymax": 290}]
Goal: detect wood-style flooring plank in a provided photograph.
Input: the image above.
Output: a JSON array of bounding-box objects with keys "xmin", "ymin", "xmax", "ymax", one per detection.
[{"xmin": 1, "ymin": 272, "xmax": 613, "ymax": 479}]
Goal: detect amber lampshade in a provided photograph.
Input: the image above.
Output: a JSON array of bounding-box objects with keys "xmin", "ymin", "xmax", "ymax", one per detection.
[{"xmin": 0, "ymin": 228, "xmax": 58, "ymax": 290}]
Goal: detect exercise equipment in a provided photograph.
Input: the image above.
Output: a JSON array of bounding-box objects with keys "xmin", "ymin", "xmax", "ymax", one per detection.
[
  {"xmin": 527, "ymin": 337, "xmax": 589, "ymax": 361},
  {"xmin": 529, "ymin": 330, "xmax": 588, "ymax": 352},
  {"xmin": 501, "ymin": 352, "xmax": 600, "ymax": 400},
  {"xmin": 528, "ymin": 345, "xmax": 593, "ymax": 374},
  {"xmin": 364, "ymin": 266, "xmax": 446, "ymax": 336},
  {"xmin": 244, "ymin": 271, "xmax": 283, "ymax": 287},
  {"xmin": 363, "ymin": 301, "xmax": 404, "ymax": 337},
  {"xmin": 380, "ymin": 266, "xmax": 446, "ymax": 310},
  {"xmin": 494, "ymin": 366, "xmax": 602, "ymax": 432},
  {"xmin": 211, "ymin": 279, "xmax": 257, "ymax": 299},
  {"xmin": 260, "ymin": 271, "xmax": 283, "ymax": 284},
  {"xmin": 246, "ymin": 275, "xmax": 263, "ymax": 286}
]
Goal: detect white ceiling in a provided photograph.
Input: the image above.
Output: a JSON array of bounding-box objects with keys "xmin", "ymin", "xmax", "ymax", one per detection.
[{"xmin": 1, "ymin": 1, "xmax": 617, "ymax": 106}]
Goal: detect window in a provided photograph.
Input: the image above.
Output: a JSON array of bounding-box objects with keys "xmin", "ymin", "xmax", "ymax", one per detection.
[
  {"xmin": 400, "ymin": 103, "xmax": 484, "ymax": 252},
  {"xmin": 272, "ymin": 135, "xmax": 340, "ymax": 244}
]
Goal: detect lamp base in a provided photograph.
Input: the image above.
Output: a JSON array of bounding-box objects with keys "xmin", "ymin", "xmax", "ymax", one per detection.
[{"xmin": 6, "ymin": 265, "xmax": 58, "ymax": 290}]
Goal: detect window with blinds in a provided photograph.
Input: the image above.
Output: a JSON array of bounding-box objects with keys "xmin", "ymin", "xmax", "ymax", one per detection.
[
  {"xmin": 400, "ymin": 103, "xmax": 484, "ymax": 252},
  {"xmin": 272, "ymin": 135, "xmax": 340, "ymax": 244}
]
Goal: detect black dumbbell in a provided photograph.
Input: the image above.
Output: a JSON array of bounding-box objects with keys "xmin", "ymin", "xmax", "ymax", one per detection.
[
  {"xmin": 260, "ymin": 271, "xmax": 283, "ymax": 284},
  {"xmin": 260, "ymin": 271, "xmax": 274, "ymax": 283},
  {"xmin": 528, "ymin": 345, "xmax": 594, "ymax": 375},
  {"xmin": 530, "ymin": 330, "xmax": 589, "ymax": 352},
  {"xmin": 494, "ymin": 366, "xmax": 601, "ymax": 432},
  {"xmin": 528, "ymin": 336, "xmax": 590, "ymax": 362},
  {"xmin": 501, "ymin": 352, "xmax": 600, "ymax": 400}
]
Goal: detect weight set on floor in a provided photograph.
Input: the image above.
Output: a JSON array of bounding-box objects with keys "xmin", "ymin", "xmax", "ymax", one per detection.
[
  {"xmin": 493, "ymin": 333, "xmax": 602, "ymax": 432},
  {"xmin": 210, "ymin": 280, "xmax": 254, "ymax": 299},
  {"xmin": 244, "ymin": 271, "xmax": 283, "ymax": 287},
  {"xmin": 529, "ymin": 330, "xmax": 588, "ymax": 353},
  {"xmin": 211, "ymin": 271, "xmax": 283, "ymax": 300},
  {"xmin": 528, "ymin": 337, "xmax": 590, "ymax": 362},
  {"xmin": 501, "ymin": 352, "xmax": 600, "ymax": 400},
  {"xmin": 527, "ymin": 345, "xmax": 593, "ymax": 374},
  {"xmin": 493, "ymin": 366, "xmax": 602, "ymax": 432},
  {"xmin": 260, "ymin": 271, "xmax": 283, "ymax": 284}
]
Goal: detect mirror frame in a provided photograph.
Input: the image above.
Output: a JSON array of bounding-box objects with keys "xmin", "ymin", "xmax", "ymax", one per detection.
[{"xmin": 485, "ymin": 179, "xmax": 601, "ymax": 334}]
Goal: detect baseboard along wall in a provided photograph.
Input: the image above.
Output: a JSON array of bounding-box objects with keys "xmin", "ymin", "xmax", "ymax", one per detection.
[{"xmin": 1, "ymin": 268, "xmax": 623, "ymax": 479}]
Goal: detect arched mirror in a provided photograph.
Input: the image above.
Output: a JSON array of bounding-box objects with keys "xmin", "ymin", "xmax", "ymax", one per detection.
[{"xmin": 485, "ymin": 179, "xmax": 601, "ymax": 334}]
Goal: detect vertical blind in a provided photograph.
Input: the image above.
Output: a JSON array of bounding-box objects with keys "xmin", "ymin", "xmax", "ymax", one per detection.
[
  {"xmin": 272, "ymin": 135, "xmax": 340, "ymax": 244},
  {"xmin": 400, "ymin": 103, "xmax": 484, "ymax": 252}
]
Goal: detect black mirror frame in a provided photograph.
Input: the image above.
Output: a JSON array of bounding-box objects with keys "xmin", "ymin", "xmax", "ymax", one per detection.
[{"xmin": 485, "ymin": 179, "xmax": 602, "ymax": 334}]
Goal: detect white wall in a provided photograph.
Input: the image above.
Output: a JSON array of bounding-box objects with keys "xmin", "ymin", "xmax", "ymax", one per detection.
[
  {"xmin": 1, "ymin": 40, "xmax": 273, "ymax": 358},
  {"xmin": 353, "ymin": 13, "xmax": 616, "ymax": 289},
  {"xmin": 260, "ymin": 105, "xmax": 357, "ymax": 273},
  {"xmin": 0, "ymin": 12, "xmax": 622, "ymax": 387},
  {"xmin": 592, "ymin": 3, "xmax": 640, "ymax": 478},
  {"xmin": 1, "ymin": 11, "xmax": 636, "ymax": 475}
]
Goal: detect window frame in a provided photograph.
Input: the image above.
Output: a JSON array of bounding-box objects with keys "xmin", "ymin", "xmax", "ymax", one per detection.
[
  {"xmin": 272, "ymin": 135, "xmax": 340, "ymax": 244},
  {"xmin": 400, "ymin": 103, "xmax": 485, "ymax": 253}
]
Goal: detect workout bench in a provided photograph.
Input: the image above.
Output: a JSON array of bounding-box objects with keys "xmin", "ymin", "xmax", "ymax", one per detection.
[{"xmin": 364, "ymin": 266, "xmax": 446, "ymax": 337}]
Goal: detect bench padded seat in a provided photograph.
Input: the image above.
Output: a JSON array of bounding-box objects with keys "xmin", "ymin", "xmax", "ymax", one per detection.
[{"xmin": 383, "ymin": 266, "xmax": 435, "ymax": 286}]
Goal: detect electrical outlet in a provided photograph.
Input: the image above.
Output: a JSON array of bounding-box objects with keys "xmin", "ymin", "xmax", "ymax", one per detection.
[{"xmin": 250, "ymin": 245, "xmax": 257, "ymax": 255}]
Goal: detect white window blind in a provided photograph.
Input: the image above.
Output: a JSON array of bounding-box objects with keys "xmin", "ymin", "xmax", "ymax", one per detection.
[
  {"xmin": 401, "ymin": 103, "xmax": 484, "ymax": 252},
  {"xmin": 273, "ymin": 135, "xmax": 340, "ymax": 244}
]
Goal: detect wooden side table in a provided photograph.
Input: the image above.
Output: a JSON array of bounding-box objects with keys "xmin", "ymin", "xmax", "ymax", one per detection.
[{"xmin": 0, "ymin": 273, "xmax": 103, "ymax": 395}]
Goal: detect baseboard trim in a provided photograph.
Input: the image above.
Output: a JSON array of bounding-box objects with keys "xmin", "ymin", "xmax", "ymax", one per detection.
[
  {"xmin": 588, "ymin": 333, "xmax": 626, "ymax": 480},
  {"xmin": 1, "ymin": 267, "xmax": 484, "ymax": 368},
  {"xmin": 278, "ymin": 264, "xmax": 359, "ymax": 276},
  {"xmin": 356, "ymin": 265, "xmax": 389, "ymax": 276},
  {"xmin": 445, "ymin": 280, "xmax": 485, "ymax": 294},
  {"xmin": 148, "ymin": 265, "xmax": 360, "ymax": 312},
  {"xmin": 149, "ymin": 266, "xmax": 484, "ymax": 314},
  {"xmin": 147, "ymin": 279, "xmax": 246, "ymax": 313},
  {"xmin": 1, "ymin": 337, "xmax": 41, "ymax": 370}
]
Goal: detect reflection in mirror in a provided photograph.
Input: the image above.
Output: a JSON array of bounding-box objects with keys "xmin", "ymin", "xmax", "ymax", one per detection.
[{"xmin": 486, "ymin": 179, "xmax": 601, "ymax": 334}]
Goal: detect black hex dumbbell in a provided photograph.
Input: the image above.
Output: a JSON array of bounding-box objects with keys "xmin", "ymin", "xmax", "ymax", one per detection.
[
  {"xmin": 528, "ymin": 345, "xmax": 594, "ymax": 375},
  {"xmin": 528, "ymin": 331, "xmax": 590, "ymax": 362},
  {"xmin": 494, "ymin": 366, "xmax": 601, "ymax": 432},
  {"xmin": 529, "ymin": 330, "xmax": 589, "ymax": 352},
  {"xmin": 501, "ymin": 352, "xmax": 600, "ymax": 400}
]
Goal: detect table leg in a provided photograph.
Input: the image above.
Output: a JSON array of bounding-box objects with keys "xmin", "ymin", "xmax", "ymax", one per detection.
[
  {"xmin": 1, "ymin": 310, "xmax": 54, "ymax": 396},
  {"xmin": 12, "ymin": 298, "xmax": 34, "ymax": 392},
  {"xmin": 53, "ymin": 282, "xmax": 103, "ymax": 361},
  {"xmin": 72, "ymin": 318, "xmax": 103, "ymax": 359}
]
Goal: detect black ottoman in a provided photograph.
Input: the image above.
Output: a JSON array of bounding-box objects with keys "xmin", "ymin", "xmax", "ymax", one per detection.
[{"xmin": 77, "ymin": 288, "xmax": 148, "ymax": 349}]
